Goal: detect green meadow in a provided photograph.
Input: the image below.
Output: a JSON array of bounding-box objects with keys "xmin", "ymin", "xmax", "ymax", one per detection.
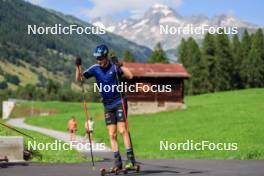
[{"xmin": 21, "ymin": 88, "xmax": 264, "ymax": 160}]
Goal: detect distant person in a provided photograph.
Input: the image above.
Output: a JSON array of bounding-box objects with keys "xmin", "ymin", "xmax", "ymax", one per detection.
[
  {"xmin": 68, "ymin": 116, "xmax": 77, "ymax": 141},
  {"xmin": 83, "ymin": 117, "xmax": 94, "ymax": 143}
]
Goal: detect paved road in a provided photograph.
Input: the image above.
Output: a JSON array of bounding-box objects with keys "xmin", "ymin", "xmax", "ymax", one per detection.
[
  {"xmin": 1, "ymin": 159, "xmax": 264, "ymax": 176},
  {"xmin": 2, "ymin": 118, "xmax": 264, "ymax": 176}
]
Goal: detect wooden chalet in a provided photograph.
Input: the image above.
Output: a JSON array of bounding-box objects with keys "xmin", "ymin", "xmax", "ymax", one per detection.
[{"xmin": 122, "ymin": 62, "xmax": 190, "ymax": 114}]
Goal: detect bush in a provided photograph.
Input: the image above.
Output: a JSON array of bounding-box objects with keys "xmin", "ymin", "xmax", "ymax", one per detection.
[
  {"xmin": 0, "ymin": 81, "xmax": 8, "ymax": 89},
  {"xmin": 5, "ymin": 73, "xmax": 20, "ymax": 85}
]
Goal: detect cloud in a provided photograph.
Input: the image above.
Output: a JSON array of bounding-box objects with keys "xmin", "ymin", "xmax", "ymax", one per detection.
[{"xmin": 82, "ymin": 0, "xmax": 183, "ymax": 19}]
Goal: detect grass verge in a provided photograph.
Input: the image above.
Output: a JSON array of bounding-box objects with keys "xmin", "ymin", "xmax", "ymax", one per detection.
[
  {"xmin": 24, "ymin": 88, "xmax": 264, "ymax": 159},
  {"xmin": 0, "ymin": 120, "xmax": 91, "ymax": 163}
]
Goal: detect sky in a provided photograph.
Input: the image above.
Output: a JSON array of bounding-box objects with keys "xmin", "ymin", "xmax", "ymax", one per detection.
[{"xmin": 26, "ymin": 0, "xmax": 264, "ymax": 26}]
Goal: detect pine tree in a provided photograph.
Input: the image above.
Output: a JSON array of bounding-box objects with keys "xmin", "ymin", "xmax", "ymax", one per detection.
[
  {"xmin": 214, "ymin": 30, "xmax": 233, "ymax": 91},
  {"xmin": 148, "ymin": 42, "xmax": 169, "ymax": 63},
  {"xmin": 178, "ymin": 38, "xmax": 191, "ymax": 95},
  {"xmin": 240, "ymin": 29, "xmax": 252, "ymax": 87},
  {"xmin": 189, "ymin": 38, "xmax": 209, "ymax": 94},
  {"xmin": 231, "ymin": 34, "xmax": 243, "ymax": 89},
  {"xmin": 123, "ymin": 49, "xmax": 136, "ymax": 62},
  {"xmin": 202, "ymin": 33, "xmax": 217, "ymax": 92},
  {"xmin": 178, "ymin": 38, "xmax": 188, "ymax": 66},
  {"xmin": 245, "ymin": 29, "xmax": 264, "ymax": 87},
  {"xmin": 178, "ymin": 37, "xmax": 209, "ymax": 94}
]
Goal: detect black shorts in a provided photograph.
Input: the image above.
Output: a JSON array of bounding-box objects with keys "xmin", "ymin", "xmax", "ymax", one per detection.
[{"xmin": 104, "ymin": 104, "xmax": 127, "ymax": 126}]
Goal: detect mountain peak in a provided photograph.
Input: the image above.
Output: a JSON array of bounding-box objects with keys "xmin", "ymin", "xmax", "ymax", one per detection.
[
  {"xmin": 148, "ymin": 3, "xmax": 178, "ymax": 17},
  {"xmin": 91, "ymin": 4, "xmax": 258, "ymax": 50},
  {"xmin": 141, "ymin": 3, "xmax": 182, "ymax": 24},
  {"xmin": 152, "ymin": 3, "xmax": 170, "ymax": 9}
]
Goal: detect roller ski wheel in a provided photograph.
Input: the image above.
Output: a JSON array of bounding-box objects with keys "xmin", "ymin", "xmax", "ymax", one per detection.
[
  {"xmin": 112, "ymin": 167, "xmax": 120, "ymax": 175},
  {"xmin": 135, "ymin": 164, "xmax": 140, "ymax": 172},
  {"xmin": 123, "ymin": 169, "xmax": 128, "ymax": 174},
  {"xmin": 100, "ymin": 167, "xmax": 127, "ymax": 175},
  {"xmin": 125, "ymin": 162, "xmax": 140, "ymax": 173},
  {"xmin": 100, "ymin": 168, "xmax": 106, "ymax": 176}
]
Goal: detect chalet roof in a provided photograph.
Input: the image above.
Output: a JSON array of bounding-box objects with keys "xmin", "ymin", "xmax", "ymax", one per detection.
[{"xmin": 123, "ymin": 62, "xmax": 191, "ymax": 78}]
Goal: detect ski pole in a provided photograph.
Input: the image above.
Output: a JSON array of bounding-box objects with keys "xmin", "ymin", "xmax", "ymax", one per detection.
[
  {"xmin": 0, "ymin": 121, "xmax": 34, "ymax": 139},
  {"xmin": 114, "ymin": 65, "xmax": 130, "ymax": 131},
  {"xmin": 76, "ymin": 62, "xmax": 95, "ymax": 169},
  {"xmin": 112, "ymin": 60, "xmax": 134, "ymax": 151},
  {"xmin": 83, "ymin": 94, "xmax": 95, "ymax": 169}
]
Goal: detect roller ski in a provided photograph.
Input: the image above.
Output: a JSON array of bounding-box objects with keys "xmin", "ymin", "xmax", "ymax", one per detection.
[
  {"xmin": 100, "ymin": 155, "xmax": 127, "ymax": 176},
  {"xmin": 100, "ymin": 166, "xmax": 127, "ymax": 176},
  {"xmin": 124, "ymin": 161, "xmax": 140, "ymax": 173},
  {"xmin": 123, "ymin": 151, "xmax": 140, "ymax": 172},
  {"xmin": 123, "ymin": 152, "xmax": 140, "ymax": 173},
  {"xmin": 100, "ymin": 164, "xmax": 140, "ymax": 176}
]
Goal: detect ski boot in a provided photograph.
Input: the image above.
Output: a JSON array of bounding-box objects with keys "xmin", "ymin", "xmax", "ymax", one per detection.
[
  {"xmin": 110, "ymin": 158, "xmax": 123, "ymax": 174},
  {"xmin": 100, "ymin": 155, "xmax": 124, "ymax": 176},
  {"xmin": 124, "ymin": 154, "xmax": 140, "ymax": 172}
]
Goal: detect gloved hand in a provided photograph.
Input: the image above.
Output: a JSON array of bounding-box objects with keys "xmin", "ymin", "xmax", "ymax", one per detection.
[
  {"xmin": 75, "ymin": 56, "xmax": 82, "ymax": 66},
  {"xmin": 111, "ymin": 56, "xmax": 123, "ymax": 67}
]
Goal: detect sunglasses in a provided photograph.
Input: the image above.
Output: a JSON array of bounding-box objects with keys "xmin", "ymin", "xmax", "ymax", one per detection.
[{"xmin": 96, "ymin": 56, "xmax": 106, "ymax": 61}]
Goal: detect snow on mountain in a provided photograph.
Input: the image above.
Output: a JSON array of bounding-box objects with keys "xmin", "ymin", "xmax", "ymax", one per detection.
[
  {"xmin": 132, "ymin": 19, "xmax": 149, "ymax": 29},
  {"xmin": 92, "ymin": 4, "xmax": 259, "ymax": 50},
  {"xmin": 152, "ymin": 3, "xmax": 172, "ymax": 15},
  {"xmin": 210, "ymin": 15, "xmax": 257, "ymax": 28}
]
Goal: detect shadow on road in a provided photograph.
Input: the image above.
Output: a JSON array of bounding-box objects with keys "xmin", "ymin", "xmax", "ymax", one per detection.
[
  {"xmin": 124, "ymin": 170, "xmax": 205, "ymax": 175},
  {"xmin": 137, "ymin": 170, "xmax": 180, "ymax": 175}
]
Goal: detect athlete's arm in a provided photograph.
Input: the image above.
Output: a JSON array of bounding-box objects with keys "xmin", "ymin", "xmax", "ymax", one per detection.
[
  {"xmin": 75, "ymin": 65, "xmax": 83, "ymax": 81},
  {"xmin": 76, "ymin": 64, "xmax": 95, "ymax": 81},
  {"xmin": 75, "ymin": 56, "xmax": 84, "ymax": 81},
  {"xmin": 121, "ymin": 66, "xmax": 133, "ymax": 79}
]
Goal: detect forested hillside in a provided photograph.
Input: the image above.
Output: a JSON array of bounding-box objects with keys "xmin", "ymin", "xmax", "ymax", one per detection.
[{"xmin": 0, "ymin": 0, "xmax": 151, "ymax": 89}]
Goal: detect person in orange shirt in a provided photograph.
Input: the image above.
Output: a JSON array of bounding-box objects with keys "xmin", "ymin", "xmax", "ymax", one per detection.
[{"xmin": 68, "ymin": 116, "xmax": 77, "ymax": 141}]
